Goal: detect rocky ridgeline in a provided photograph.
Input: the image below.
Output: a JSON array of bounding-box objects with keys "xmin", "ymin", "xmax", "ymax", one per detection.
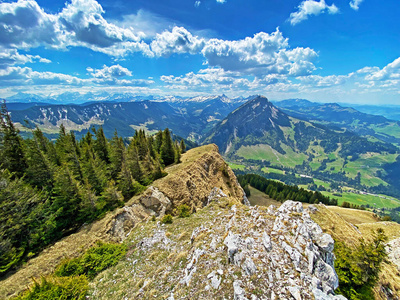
[
  {"xmin": 91, "ymin": 190, "xmax": 347, "ymax": 299},
  {"xmin": 105, "ymin": 144, "xmax": 248, "ymax": 242}
]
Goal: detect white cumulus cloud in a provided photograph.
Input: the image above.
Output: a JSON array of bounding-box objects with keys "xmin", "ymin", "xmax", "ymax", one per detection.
[
  {"xmin": 297, "ymin": 74, "xmax": 349, "ymax": 87},
  {"xmin": 0, "ymin": 66, "xmax": 82, "ymax": 86},
  {"xmin": 0, "ymin": 49, "xmax": 51, "ymax": 69},
  {"xmin": 289, "ymin": 0, "xmax": 339, "ymax": 25},
  {"xmin": 349, "ymin": 0, "xmax": 364, "ymax": 10},
  {"xmin": 87, "ymin": 64, "xmax": 154, "ymax": 86},
  {"xmin": 365, "ymin": 57, "xmax": 400, "ymax": 81},
  {"xmin": 201, "ymin": 29, "xmax": 317, "ymax": 76},
  {"xmin": 87, "ymin": 64, "xmax": 133, "ymax": 79},
  {"xmin": 0, "ymin": 0, "xmax": 59, "ymax": 48},
  {"xmin": 150, "ymin": 26, "xmax": 205, "ymax": 57},
  {"xmin": 0, "ymin": 0, "xmax": 151, "ymax": 57}
]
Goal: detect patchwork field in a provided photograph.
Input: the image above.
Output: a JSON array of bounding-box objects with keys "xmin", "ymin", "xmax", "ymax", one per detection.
[
  {"xmin": 236, "ymin": 144, "xmax": 307, "ymax": 168},
  {"xmin": 227, "ymin": 162, "xmax": 246, "ymax": 170}
]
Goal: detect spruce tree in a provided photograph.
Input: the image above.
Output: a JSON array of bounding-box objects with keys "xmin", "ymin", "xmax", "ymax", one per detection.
[
  {"xmin": 154, "ymin": 130, "xmax": 163, "ymax": 153},
  {"xmin": 109, "ymin": 130, "xmax": 125, "ymax": 179},
  {"xmin": 180, "ymin": 139, "xmax": 186, "ymax": 153},
  {"xmin": 24, "ymin": 138, "xmax": 53, "ymax": 189},
  {"xmin": 93, "ymin": 127, "xmax": 110, "ymax": 163},
  {"xmin": 160, "ymin": 128, "xmax": 175, "ymax": 166},
  {"xmin": 99, "ymin": 180, "xmax": 124, "ymax": 211},
  {"xmin": 0, "ymin": 102, "xmax": 27, "ymax": 178},
  {"xmin": 127, "ymin": 144, "xmax": 143, "ymax": 183},
  {"xmin": 174, "ymin": 142, "xmax": 181, "ymax": 163},
  {"xmin": 51, "ymin": 165, "xmax": 82, "ymax": 231}
]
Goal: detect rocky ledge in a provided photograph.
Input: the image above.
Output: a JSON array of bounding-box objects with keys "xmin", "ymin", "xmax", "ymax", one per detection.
[{"xmin": 91, "ymin": 194, "xmax": 347, "ymax": 299}]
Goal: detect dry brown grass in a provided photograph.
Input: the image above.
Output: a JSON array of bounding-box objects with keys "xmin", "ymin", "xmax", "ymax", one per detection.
[
  {"xmin": 312, "ymin": 204, "xmax": 400, "ymax": 299},
  {"xmin": 153, "ymin": 144, "xmax": 245, "ymax": 212},
  {"xmin": 327, "ymin": 206, "xmax": 380, "ymax": 224},
  {"xmin": 163, "ymin": 144, "xmax": 217, "ymax": 176},
  {"xmin": 357, "ymin": 221, "xmax": 400, "ymax": 240},
  {"xmin": 0, "ymin": 217, "xmax": 112, "ymax": 299},
  {"xmin": 247, "ymin": 186, "xmax": 281, "ymax": 207},
  {"xmin": 311, "ymin": 204, "xmax": 363, "ymax": 246},
  {"xmin": 373, "ymin": 262, "xmax": 400, "ymax": 300}
]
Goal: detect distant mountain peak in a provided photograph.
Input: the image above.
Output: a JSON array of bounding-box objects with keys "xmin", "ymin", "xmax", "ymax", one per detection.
[{"xmin": 203, "ymin": 95, "xmax": 291, "ymax": 154}]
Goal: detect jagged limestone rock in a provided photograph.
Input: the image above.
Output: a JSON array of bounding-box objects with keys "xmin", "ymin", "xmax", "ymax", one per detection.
[
  {"xmin": 242, "ymin": 257, "xmax": 257, "ymax": 276},
  {"xmin": 262, "ymin": 231, "xmax": 272, "ymax": 251},
  {"xmin": 137, "ymin": 229, "xmax": 172, "ymax": 251},
  {"xmin": 233, "ymin": 280, "xmax": 247, "ymax": 300},
  {"xmin": 288, "ymin": 286, "xmax": 302, "ymax": 300},
  {"xmin": 387, "ymin": 237, "xmax": 400, "ymax": 270},
  {"xmin": 181, "ymin": 248, "xmax": 204, "ymax": 286},
  {"xmin": 91, "ymin": 198, "xmax": 348, "ymax": 299},
  {"xmin": 207, "ymin": 271, "xmax": 222, "ymax": 289},
  {"xmin": 224, "ymin": 232, "xmax": 241, "ymax": 264},
  {"xmin": 207, "ymin": 187, "xmax": 227, "ymax": 204}
]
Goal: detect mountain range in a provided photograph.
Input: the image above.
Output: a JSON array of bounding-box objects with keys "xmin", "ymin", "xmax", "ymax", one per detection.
[
  {"xmin": 7, "ymin": 95, "xmax": 246, "ymax": 140},
  {"xmin": 5, "ymin": 94, "xmax": 400, "ymax": 197}
]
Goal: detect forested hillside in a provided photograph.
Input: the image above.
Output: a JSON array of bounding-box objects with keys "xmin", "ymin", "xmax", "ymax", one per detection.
[
  {"xmin": 237, "ymin": 173, "xmax": 337, "ymax": 206},
  {"xmin": 0, "ymin": 102, "xmax": 185, "ymax": 276}
]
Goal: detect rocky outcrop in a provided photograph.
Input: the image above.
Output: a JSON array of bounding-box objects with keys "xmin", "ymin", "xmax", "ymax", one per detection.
[
  {"xmin": 105, "ymin": 144, "xmax": 246, "ymax": 242},
  {"xmin": 92, "ymin": 198, "xmax": 348, "ymax": 299},
  {"xmin": 138, "ymin": 186, "xmax": 171, "ymax": 216},
  {"xmin": 105, "ymin": 204, "xmax": 152, "ymax": 242},
  {"xmin": 153, "ymin": 144, "xmax": 247, "ymax": 210},
  {"xmin": 388, "ymin": 237, "xmax": 400, "ymax": 271}
]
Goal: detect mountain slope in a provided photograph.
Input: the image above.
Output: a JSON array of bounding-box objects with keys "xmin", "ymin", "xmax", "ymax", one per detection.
[
  {"xmin": 204, "ymin": 96, "xmax": 399, "ymax": 191},
  {"xmin": 205, "ymin": 96, "xmax": 396, "ymax": 157},
  {"xmin": 273, "ymin": 99, "xmax": 400, "ymax": 145},
  {"xmin": 2, "ymin": 144, "xmax": 400, "ymax": 299},
  {"xmin": 204, "ymin": 96, "xmax": 291, "ymax": 154},
  {"xmin": 9, "ymin": 101, "xmax": 190, "ymax": 139},
  {"xmin": 8, "ymin": 95, "xmax": 244, "ymax": 141}
]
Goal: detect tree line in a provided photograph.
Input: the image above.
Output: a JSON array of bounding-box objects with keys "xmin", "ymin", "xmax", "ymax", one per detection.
[
  {"xmin": 238, "ymin": 173, "xmax": 337, "ymax": 206},
  {"xmin": 0, "ymin": 102, "xmax": 185, "ymax": 276}
]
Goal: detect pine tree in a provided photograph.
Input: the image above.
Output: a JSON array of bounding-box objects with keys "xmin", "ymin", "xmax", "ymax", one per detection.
[
  {"xmin": 118, "ymin": 160, "xmax": 136, "ymax": 199},
  {"xmin": 51, "ymin": 165, "xmax": 82, "ymax": 231},
  {"xmin": 127, "ymin": 144, "xmax": 143, "ymax": 183},
  {"xmin": 174, "ymin": 142, "xmax": 181, "ymax": 163},
  {"xmin": 78, "ymin": 179, "xmax": 98, "ymax": 222},
  {"xmin": 80, "ymin": 145, "xmax": 106, "ymax": 195},
  {"xmin": 147, "ymin": 136, "xmax": 156, "ymax": 159},
  {"xmin": 55, "ymin": 125, "xmax": 83, "ymax": 180}
]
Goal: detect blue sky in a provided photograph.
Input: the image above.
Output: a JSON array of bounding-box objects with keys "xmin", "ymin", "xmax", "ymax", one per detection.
[{"xmin": 0, "ymin": 0, "xmax": 399, "ymax": 104}]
